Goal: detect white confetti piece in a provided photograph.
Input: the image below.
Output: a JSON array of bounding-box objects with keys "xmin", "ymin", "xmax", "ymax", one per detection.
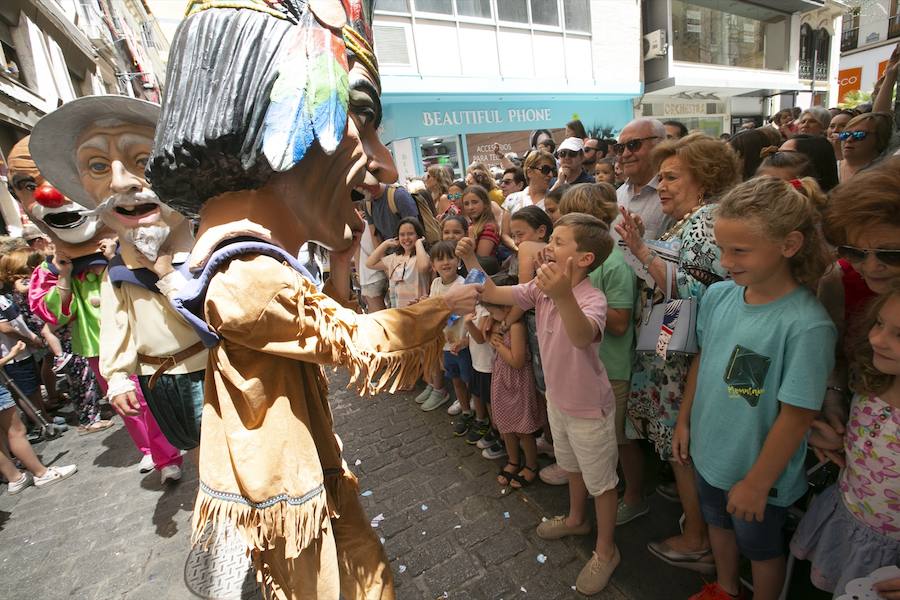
[
  {"xmin": 379, "ymin": 537, "xmax": 385, "ymax": 544},
  {"xmin": 361, "ymin": 490, "xmax": 373, "ymax": 497},
  {"xmin": 454, "ymin": 525, "xmax": 462, "ymax": 529},
  {"xmin": 536, "ymin": 553, "xmax": 546, "ymax": 564},
  {"xmin": 503, "ymin": 511, "xmax": 510, "ymax": 519},
  {"xmin": 370, "ymin": 513, "xmax": 384, "ymax": 528},
  {"xmin": 421, "ymin": 504, "xmax": 428, "ymax": 511},
  {"xmin": 354, "ymin": 459, "xmax": 362, "ymax": 466},
  {"xmin": 398, "ymin": 565, "xmax": 407, "ymax": 574},
  {"xmin": 421, "ymin": 530, "xmax": 426, "ymax": 535},
  {"xmin": 520, "ymin": 586, "xmax": 527, "ymax": 593},
  {"xmin": 541, "ymin": 517, "xmax": 548, "ymax": 522},
  {"xmin": 571, "ymin": 586, "xmax": 576, "ymax": 591}
]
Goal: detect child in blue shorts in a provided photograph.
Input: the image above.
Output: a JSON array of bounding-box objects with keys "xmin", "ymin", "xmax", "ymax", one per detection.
[{"xmin": 673, "ymin": 177, "xmax": 837, "ymax": 600}]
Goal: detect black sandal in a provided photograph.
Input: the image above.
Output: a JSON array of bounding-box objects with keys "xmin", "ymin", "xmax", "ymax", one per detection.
[
  {"xmin": 497, "ymin": 462, "xmax": 520, "ymax": 486},
  {"xmin": 510, "ymin": 466, "xmax": 538, "ymax": 489}
]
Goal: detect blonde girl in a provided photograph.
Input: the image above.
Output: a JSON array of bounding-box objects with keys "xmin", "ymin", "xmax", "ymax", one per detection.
[
  {"xmin": 673, "ymin": 176, "xmax": 835, "ymax": 600},
  {"xmin": 462, "ymin": 185, "xmax": 500, "ymax": 258},
  {"xmin": 425, "ymin": 165, "xmax": 453, "ymax": 216},
  {"xmin": 366, "ymin": 217, "xmax": 431, "ymax": 308}
]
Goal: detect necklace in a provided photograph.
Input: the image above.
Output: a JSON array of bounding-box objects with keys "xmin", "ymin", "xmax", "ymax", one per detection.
[{"xmin": 659, "ymin": 204, "xmax": 703, "ymax": 241}]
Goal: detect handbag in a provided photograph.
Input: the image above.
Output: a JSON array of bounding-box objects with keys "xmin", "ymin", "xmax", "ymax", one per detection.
[{"xmin": 635, "ymin": 260, "xmax": 698, "ymax": 358}]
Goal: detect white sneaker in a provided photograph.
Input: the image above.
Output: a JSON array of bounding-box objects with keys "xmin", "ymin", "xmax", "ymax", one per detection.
[
  {"xmin": 536, "ymin": 435, "xmax": 555, "ymax": 457},
  {"xmin": 138, "ymin": 454, "xmax": 155, "ymax": 473},
  {"xmin": 33, "ymin": 465, "xmax": 77, "ymax": 488},
  {"xmin": 160, "ymin": 464, "xmax": 182, "ymax": 485},
  {"xmin": 446, "ymin": 399, "xmax": 461, "ymax": 416},
  {"xmin": 7, "ymin": 471, "xmax": 33, "ymax": 494}
]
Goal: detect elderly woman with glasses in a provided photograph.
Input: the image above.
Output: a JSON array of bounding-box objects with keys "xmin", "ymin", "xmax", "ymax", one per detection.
[
  {"xmin": 838, "ymin": 112, "xmax": 894, "ymax": 181},
  {"xmin": 616, "ymin": 133, "xmax": 741, "ymax": 573},
  {"xmin": 813, "ymin": 157, "xmax": 900, "ymax": 467}
]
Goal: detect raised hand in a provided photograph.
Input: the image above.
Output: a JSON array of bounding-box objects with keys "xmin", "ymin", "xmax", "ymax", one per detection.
[{"xmin": 535, "ymin": 256, "xmax": 573, "ymax": 301}]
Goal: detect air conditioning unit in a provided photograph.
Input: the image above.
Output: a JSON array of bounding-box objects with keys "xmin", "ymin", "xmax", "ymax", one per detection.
[{"xmin": 643, "ymin": 29, "xmax": 667, "ymax": 61}]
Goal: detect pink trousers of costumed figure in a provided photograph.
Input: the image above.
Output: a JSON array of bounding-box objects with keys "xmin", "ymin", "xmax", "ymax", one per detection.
[{"xmin": 87, "ymin": 357, "xmax": 182, "ymax": 470}]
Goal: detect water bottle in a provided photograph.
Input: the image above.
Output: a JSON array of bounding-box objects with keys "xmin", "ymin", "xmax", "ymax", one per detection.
[{"xmin": 447, "ymin": 268, "xmax": 487, "ymax": 326}]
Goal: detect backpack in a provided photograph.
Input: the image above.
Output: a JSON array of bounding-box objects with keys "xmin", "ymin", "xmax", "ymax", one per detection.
[{"xmin": 383, "ymin": 186, "xmax": 443, "ymax": 246}]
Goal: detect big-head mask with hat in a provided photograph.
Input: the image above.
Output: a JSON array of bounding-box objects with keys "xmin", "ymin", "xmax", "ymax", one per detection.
[
  {"xmin": 6, "ymin": 136, "xmax": 112, "ymax": 259},
  {"xmin": 29, "ymin": 95, "xmax": 193, "ymax": 265},
  {"xmin": 146, "ymin": 0, "xmax": 394, "ymax": 255}
]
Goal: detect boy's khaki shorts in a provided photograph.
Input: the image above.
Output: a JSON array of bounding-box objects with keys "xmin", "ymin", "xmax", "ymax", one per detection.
[{"xmin": 547, "ymin": 400, "xmax": 619, "ymax": 497}]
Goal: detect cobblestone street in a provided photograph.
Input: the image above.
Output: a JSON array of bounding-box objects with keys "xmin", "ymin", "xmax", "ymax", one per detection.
[{"xmin": 0, "ymin": 370, "xmax": 822, "ymax": 599}]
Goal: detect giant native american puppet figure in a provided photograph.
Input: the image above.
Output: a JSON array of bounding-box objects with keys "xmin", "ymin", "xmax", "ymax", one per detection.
[{"xmin": 145, "ymin": 0, "xmax": 480, "ymax": 598}]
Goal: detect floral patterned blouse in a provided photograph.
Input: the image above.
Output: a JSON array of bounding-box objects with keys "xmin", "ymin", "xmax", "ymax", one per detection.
[{"xmin": 839, "ymin": 393, "xmax": 900, "ymax": 539}]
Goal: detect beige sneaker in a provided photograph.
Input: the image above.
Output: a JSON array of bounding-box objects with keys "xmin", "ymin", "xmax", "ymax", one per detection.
[
  {"xmin": 536, "ymin": 515, "xmax": 591, "ymax": 540},
  {"xmin": 576, "ymin": 546, "xmax": 620, "ymax": 595}
]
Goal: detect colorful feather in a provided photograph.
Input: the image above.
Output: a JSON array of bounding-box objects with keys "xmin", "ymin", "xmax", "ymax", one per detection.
[{"xmin": 262, "ymin": 11, "xmax": 349, "ymax": 172}]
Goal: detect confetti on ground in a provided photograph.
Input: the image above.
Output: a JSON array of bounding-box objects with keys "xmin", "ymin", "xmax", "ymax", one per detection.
[
  {"xmin": 421, "ymin": 504, "xmax": 428, "ymax": 511},
  {"xmin": 360, "ymin": 490, "xmax": 373, "ymax": 497},
  {"xmin": 370, "ymin": 513, "xmax": 384, "ymax": 528},
  {"xmin": 421, "ymin": 531, "xmax": 426, "ymax": 535},
  {"xmin": 536, "ymin": 553, "xmax": 547, "ymax": 564},
  {"xmin": 503, "ymin": 511, "xmax": 510, "ymax": 519},
  {"xmin": 571, "ymin": 586, "xmax": 577, "ymax": 591},
  {"xmin": 379, "ymin": 537, "xmax": 385, "ymax": 544},
  {"xmin": 454, "ymin": 525, "xmax": 462, "ymax": 529},
  {"xmin": 541, "ymin": 517, "xmax": 548, "ymax": 522},
  {"xmin": 354, "ymin": 459, "xmax": 362, "ymax": 466},
  {"xmin": 520, "ymin": 586, "xmax": 527, "ymax": 593},
  {"xmin": 398, "ymin": 565, "xmax": 407, "ymax": 574}
]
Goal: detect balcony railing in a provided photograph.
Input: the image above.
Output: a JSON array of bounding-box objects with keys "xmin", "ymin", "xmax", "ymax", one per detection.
[
  {"xmin": 890, "ymin": 15, "xmax": 900, "ymax": 40},
  {"xmin": 799, "ymin": 58, "xmax": 829, "ymax": 81},
  {"xmin": 841, "ymin": 27, "xmax": 858, "ymax": 51}
]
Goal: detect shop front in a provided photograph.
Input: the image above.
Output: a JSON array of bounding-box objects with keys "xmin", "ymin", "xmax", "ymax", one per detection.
[{"xmin": 379, "ymin": 93, "xmax": 636, "ymax": 181}]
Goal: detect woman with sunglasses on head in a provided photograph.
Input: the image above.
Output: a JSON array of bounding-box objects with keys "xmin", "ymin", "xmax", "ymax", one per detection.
[
  {"xmin": 425, "ymin": 165, "xmax": 454, "ymax": 217},
  {"xmin": 838, "ymin": 112, "xmax": 894, "ymax": 182},
  {"xmin": 778, "ymin": 134, "xmax": 839, "ymax": 191},
  {"xmin": 812, "ymin": 157, "xmax": 900, "ymax": 472}
]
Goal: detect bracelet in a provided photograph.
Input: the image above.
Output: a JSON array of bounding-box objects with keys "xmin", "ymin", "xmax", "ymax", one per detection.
[
  {"xmin": 640, "ymin": 250, "xmax": 657, "ymax": 267},
  {"xmin": 826, "ymin": 385, "xmax": 847, "ymax": 394}
]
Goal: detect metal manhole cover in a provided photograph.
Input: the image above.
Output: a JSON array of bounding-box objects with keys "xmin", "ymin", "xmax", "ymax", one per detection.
[{"xmin": 184, "ymin": 521, "xmax": 262, "ymax": 600}]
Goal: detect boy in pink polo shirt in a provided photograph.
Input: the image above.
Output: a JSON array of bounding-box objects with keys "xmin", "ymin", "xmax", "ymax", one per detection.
[{"xmin": 457, "ymin": 213, "xmax": 619, "ymax": 595}]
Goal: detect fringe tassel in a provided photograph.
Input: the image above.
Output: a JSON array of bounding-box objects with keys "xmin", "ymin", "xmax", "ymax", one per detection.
[
  {"xmin": 300, "ymin": 282, "xmax": 446, "ymax": 395},
  {"xmin": 191, "ymin": 485, "xmax": 328, "ymax": 560}
]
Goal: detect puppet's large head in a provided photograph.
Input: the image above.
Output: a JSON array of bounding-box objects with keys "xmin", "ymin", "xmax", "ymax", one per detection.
[
  {"xmin": 6, "ymin": 136, "xmax": 111, "ymax": 257},
  {"xmin": 30, "ymin": 96, "xmax": 192, "ymax": 263},
  {"xmin": 146, "ymin": 0, "xmax": 397, "ymax": 251}
]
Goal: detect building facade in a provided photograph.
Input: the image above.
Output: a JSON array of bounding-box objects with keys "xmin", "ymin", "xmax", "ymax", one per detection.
[
  {"xmin": 0, "ymin": 0, "xmax": 168, "ymax": 234},
  {"xmin": 372, "ymin": 0, "xmax": 643, "ymax": 180},
  {"xmin": 640, "ymin": 0, "xmax": 846, "ymax": 136},
  {"xmin": 838, "ymin": 0, "xmax": 899, "ymax": 103}
]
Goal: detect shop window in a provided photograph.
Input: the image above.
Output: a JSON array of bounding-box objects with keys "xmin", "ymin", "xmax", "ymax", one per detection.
[
  {"xmin": 420, "ymin": 136, "xmax": 461, "ymax": 178},
  {"xmin": 375, "ymin": 0, "xmax": 410, "ymax": 12},
  {"xmin": 497, "ymin": 0, "xmax": 528, "ymax": 23},
  {"xmin": 456, "ymin": 0, "xmax": 491, "ymax": 19},
  {"xmin": 530, "ymin": 0, "xmax": 558, "ymax": 26},
  {"xmin": 672, "ymin": 0, "xmax": 787, "ymax": 71},
  {"xmin": 564, "ymin": 0, "xmax": 590, "ymax": 33},
  {"xmin": 890, "ymin": 0, "xmax": 900, "ymax": 39},
  {"xmin": 415, "ymin": 0, "xmax": 452, "ymax": 15}
]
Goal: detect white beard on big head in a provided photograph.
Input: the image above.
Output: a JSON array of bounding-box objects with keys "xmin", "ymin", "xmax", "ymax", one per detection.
[{"xmin": 89, "ymin": 189, "xmax": 171, "ymax": 262}]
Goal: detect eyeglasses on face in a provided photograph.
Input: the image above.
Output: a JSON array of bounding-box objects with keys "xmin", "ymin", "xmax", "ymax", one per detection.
[
  {"xmin": 838, "ymin": 130, "xmax": 870, "ymax": 141},
  {"xmin": 583, "ymin": 146, "xmax": 598, "ymax": 153},
  {"xmin": 500, "ymin": 178, "xmax": 515, "ymax": 185},
  {"xmin": 556, "ymin": 150, "xmax": 581, "ymax": 159},
  {"xmin": 612, "ymin": 136, "xmax": 659, "ymax": 155},
  {"xmin": 529, "ymin": 165, "xmax": 557, "ymax": 177},
  {"xmin": 837, "ymin": 245, "xmax": 900, "ymax": 267}
]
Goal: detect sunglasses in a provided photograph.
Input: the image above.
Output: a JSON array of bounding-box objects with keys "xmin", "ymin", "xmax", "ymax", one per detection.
[
  {"xmin": 612, "ymin": 136, "xmax": 659, "ymax": 155},
  {"xmin": 837, "ymin": 245, "xmax": 900, "ymax": 267},
  {"xmin": 838, "ymin": 131, "xmax": 870, "ymax": 141},
  {"xmin": 500, "ymin": 179, "xmax": 515, "ymax": 185},
  {"xmin": 556, "ymin": 150, "xmax": 581, "ymax": 159},
  {"xmin": 529, "ymin": 165, "xmax": 557, "ymax": 177},
  {"xmin": 448, "ymin": 192, "xmax": 462, "ymax": 200}
]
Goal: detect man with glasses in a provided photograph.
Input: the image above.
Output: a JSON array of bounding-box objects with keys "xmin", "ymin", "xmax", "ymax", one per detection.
[
  {"xmin": 583, "ymin": 138, "xmax": 606, "ymax": 171},
  {"xmin": 614, "ymin": 118, "xmax": 672, "ymax": 240},
  {"xmin": 552, "ymin": 137, "xmax": 595, "ymax": 189},
  {"xmin": 499, "ymin": 166, "xmax": 525, "ymax": 198}
]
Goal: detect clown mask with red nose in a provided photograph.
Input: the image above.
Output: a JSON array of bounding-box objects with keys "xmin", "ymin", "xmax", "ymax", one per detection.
[{"xmin": 6, "ymin": 136, "xmax": 111, "ymax": 257}]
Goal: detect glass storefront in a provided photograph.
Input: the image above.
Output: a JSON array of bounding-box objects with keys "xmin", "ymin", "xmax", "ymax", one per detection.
[
  {"xmin": 672, "ymin": 0, "xmax": 790, "ymax": 71},
  {"xmin": 420, "ymin": 136, "xmax": 462, "ymax": 178}
]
